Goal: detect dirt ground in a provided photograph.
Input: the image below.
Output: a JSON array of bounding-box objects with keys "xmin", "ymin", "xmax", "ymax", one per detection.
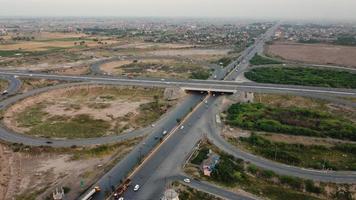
[
  {"xmin": 0, "ymin": 40, "xmax": 119, "ymax": 51},
  {"xmin": 100, "ymin": 58, "xmax": 180, "ymax": 75},
  {"xmin": 19, "ymin": 79, "xmax": 65, "ymax": 93},
  {"xmin": 266, "ymin": 42, "xmax": 356, "ymax": 68},
  {"xmin": 114, "ymin": 42, "xmax": 194, "ymax": 49},
  {"xmin": 4, "ymin": 85, "xmax": 175, "ymax": 139},
  {"xmin": 149, "ymin": 48, "xmax": 230, "ymax": 57},
  {"xmin": 0, "ymin": 137, "xmax": 142, "ymax": 200}
]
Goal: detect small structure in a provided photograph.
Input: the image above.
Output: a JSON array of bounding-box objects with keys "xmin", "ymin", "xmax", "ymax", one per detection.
[
  {"xmin": 52, "ymin": 187, "xmax": 65, "ymax": 200},
  {"xmin": 161, "ymin": 189, "xmax": 179, "ymax": 200},
  {"xmin": 201, "ymin": 150, "xmax": 220, "ymax": 176}
]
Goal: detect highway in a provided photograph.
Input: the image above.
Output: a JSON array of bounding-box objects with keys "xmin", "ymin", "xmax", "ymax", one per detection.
[
  {"xmin": 0, "ymin": 71, "xmax": 355, "ymax": 97},
  {"xmin": 0, "ymin": 22, "xmax": 354, "ymax": 200}
]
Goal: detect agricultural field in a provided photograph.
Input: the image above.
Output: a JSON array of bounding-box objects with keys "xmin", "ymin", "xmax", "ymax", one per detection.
[
  {"xmin": 266, "ymin": 42, "xmax": 356, "ymax": 68},
  {"xmin": 245, "ymin": 66, "xmax": 356, "ymax": 88},
  {"xmin": 185, "ymin": 142, "xmax": 356, "ymax": 200},
  {"xmin": 4, "ymin": 85, "xmax": 177, "ymax": 139},
  {"xmin": 0, "ymin": 137, "xmax": 143, "ymax": 200}
]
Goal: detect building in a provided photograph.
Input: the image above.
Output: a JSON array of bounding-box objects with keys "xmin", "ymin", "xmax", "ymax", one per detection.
[{"xmin": 201, "ymin": 150, "xmax": 220, "ymax": 177}]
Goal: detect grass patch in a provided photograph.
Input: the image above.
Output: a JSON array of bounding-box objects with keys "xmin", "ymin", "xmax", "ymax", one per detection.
[
  {"xmin": 26, "ymin": 114, "xmax": 111, "ymax": 139},
  {"xmin": 249, "ymin": 54, "xmax": 282, "ymax": 65},
  {"xmin": 190, "ymin": 70, "xmax": 210, "ymax": 80},
  {"xmin": 173, "ymin": 182, "xmax": 222, "ymax": 200},
  {"xmin": 226, "ymin": 103, "xmax": 356, "ymax": 141},
  {"xmin": 212, "ymin": 57, "xmax": 234, "ymax": 67},
  {"xmin": 245, "ymin": 66, "xmax": 356, "ymax": 88},
  {"xmin": 232, "ymin": 134, "xmax": 356, "ymax": 170}
]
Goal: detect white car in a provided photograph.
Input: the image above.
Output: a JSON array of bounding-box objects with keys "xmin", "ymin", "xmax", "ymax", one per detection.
[
  {"xmin": 162, "ymin": 130, "xmax": 168, "ymax": 135},
  {"xmin": 180, "ymin": 126, "xmax": 184, "ymax": 130},
  {"xmin": 183, "ymin": 178, "xmax": 191, "ymax": 183},
  {"xmin": 1, "ymin": 90, "xmax": 8, "ymax": 95},
  {"xmin": 118, "ymin": 197, "xmax": 124, "ymax": 200},
  {"xmin": 133, "ymin": 184, "xmax": 140, "ymax": 191}
]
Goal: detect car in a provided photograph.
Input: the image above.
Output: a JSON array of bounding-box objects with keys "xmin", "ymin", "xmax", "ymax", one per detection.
[
  {"xmin": 133, "ymin": 184, "xmax": 140, "ymax": 191},
  {"xmin": 1, "ymin": 90, "xmax": 8, "ymax": 95},
  {"xmin": 14, "ymin": 75, "xmax": 19, "ymax": 78},
  {"xmin": 161, "ymin": 78, "xmax": 165, "ymax": 81},
  {"xmin": 183, "ymin": 178, "xmax": 191, "ymax": 183},
  {"xmin": 162, "ymin": 130, "xmax": 168, "ymax": 135},
  {"xmin": 29, "ymin": 74, "xmax": 33, "ymax": 77},
  {"xmin": 204, "ymin": 100, "xmax": 208, "ymax": 104},
  {"xmin": 151, "ymin": 124, "xmax": 155, "ymax": 127},
  {"xmin": 180, "ymin": 126, "xmax": 184, "ymax": 130},
  {"xmin": 46, "ymin": 141, "xmax": 53, "ymax": 144},
  {"xmin": 118, "ymin": 198, "xmax": 124, "ymax": 200}
]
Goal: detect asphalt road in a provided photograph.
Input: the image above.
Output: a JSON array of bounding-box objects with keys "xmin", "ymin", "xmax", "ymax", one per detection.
[
  {"xmin": 81, "ymin": 22, "xmax": 356, "ymax": 200},
  {"xmin": 79, "ymin": 94, "xmax": 204, "ymax": 200},
  {"xmin": 0, "ymin": 71, "xmax": 354, "ymax": 98},
  {"xmin": 1, "ymin": 22, "xmax": 354, "ymax": 200}
]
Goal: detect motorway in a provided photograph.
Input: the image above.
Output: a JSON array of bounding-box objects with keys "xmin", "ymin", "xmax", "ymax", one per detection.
[
  {"xmin": 0, "ymin": 23, "xmax": 355, "ymax": 200},
  {"xmin": 89, "ymin": 23, "xmax": 355, "ymax": 200}
]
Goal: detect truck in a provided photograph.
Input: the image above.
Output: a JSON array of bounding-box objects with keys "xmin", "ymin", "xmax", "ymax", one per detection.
[
  {"xmin": 113, "ymin": 179, "xmax": 132, "ymax": 199},
  {"xmin": 80, "ymin": 186, "xmax": 101, "ymax": 200}
]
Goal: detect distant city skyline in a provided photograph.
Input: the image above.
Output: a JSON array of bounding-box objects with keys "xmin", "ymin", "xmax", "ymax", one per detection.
[{"xmin": 0, "ymin": 0, "xmax": 355, "ymax": 21}]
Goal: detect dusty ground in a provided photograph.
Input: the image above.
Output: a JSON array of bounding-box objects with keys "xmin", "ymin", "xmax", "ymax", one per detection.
[
  {"xmin": 4, "ymin": 85, "xmax": 174, "ymax": 138},
  {"xmin": 48, "ymin": 65, "xmax": 90, "ymax": 75},
  {"xmin": 148, "ymin": 48, "xmax": 230, "ymax": 57},
  {"xmin": 266, "ymin": 42, "xmax": 356, "ymax": 68},
  {"xmin": 0, "ymin": 137, "xmax": 142, "ymax": 200},
  {"xmin": 19, "ymin": 78, "xmax": 65, "ymax": 93},
  {"xmin": 114, "ymin": 42, "xmax": 195, "ymax": 49},
  {"xmin": 100, "ymin": 57, "xmax": 210, "ymax": 79}
]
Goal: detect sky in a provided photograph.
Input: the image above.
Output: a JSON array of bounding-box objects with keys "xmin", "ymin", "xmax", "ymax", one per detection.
[{"xmin": 0, "ymin": 0, "xmax": 355, "ymax": 21}]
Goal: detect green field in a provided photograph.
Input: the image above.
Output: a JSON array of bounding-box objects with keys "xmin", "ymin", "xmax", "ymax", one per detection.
[
  {"xmin": 189, "ymin": 146, "xmax": 324, "ymax": 200},
  {"xmin": 232, "ymin": 134, "xmax": 356, "ymax": 170},
  {"xmin": 226, "ymin": 103, "xmax": 356, "ymax": 141},
  {"xmin": 249, "ymin": 54, "xmax": 282, "ymax": 65},
  {"xmin": 245, "ymin": 66, "xmax": 356, "ymax": 88}
]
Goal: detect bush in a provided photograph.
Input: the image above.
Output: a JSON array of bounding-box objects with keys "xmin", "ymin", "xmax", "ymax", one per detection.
[
  {"xmin": 280, "ymin": 176, "xmax": 304, "ymax": 190},
  {"xmin": 305, "ymin": 180, "xmax": 322, "ymax": 194},
  {"xmin": 245, "ymin": 66, "xmax": 356, "ymax": 89},
  {"xmin": 250, "ymin": 54, "xmax": 282, "ymax": 65},
  {"xmin": 227, "ymin": 103, "xmax": 356, "ymax": 141}
]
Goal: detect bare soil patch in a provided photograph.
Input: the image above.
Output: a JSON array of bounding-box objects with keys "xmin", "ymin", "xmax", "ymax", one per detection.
[
  {"xmin": 266, "ymin": 42, "xmax": 356, "ymax": 68},
  {"xmin": 4, "ymin": 85, "xmax": 175, "ymax": 139},
  {"xmin": 0, "ymin": 137, "xmax": 142, "ymax": 200},
  {"xmin": 149, "ymin": 48, "xmax": 230, "ymax": 57}
]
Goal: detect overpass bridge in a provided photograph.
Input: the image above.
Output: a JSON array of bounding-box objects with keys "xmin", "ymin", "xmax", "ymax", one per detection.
[{"xmin": 182, "ymin": 87, "xmax": 237, "ymax": 94}]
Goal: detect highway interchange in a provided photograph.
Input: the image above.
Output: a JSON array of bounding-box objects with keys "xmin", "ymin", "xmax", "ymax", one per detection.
[{"xmin": 0, "ymin": 23, "xmax": 355, "ymax": 200}]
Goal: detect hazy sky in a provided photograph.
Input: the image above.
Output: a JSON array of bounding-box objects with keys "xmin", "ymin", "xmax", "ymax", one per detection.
[{"xmin": 0, "ymin": 0, "xmax": 355, "ymax": 21}]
